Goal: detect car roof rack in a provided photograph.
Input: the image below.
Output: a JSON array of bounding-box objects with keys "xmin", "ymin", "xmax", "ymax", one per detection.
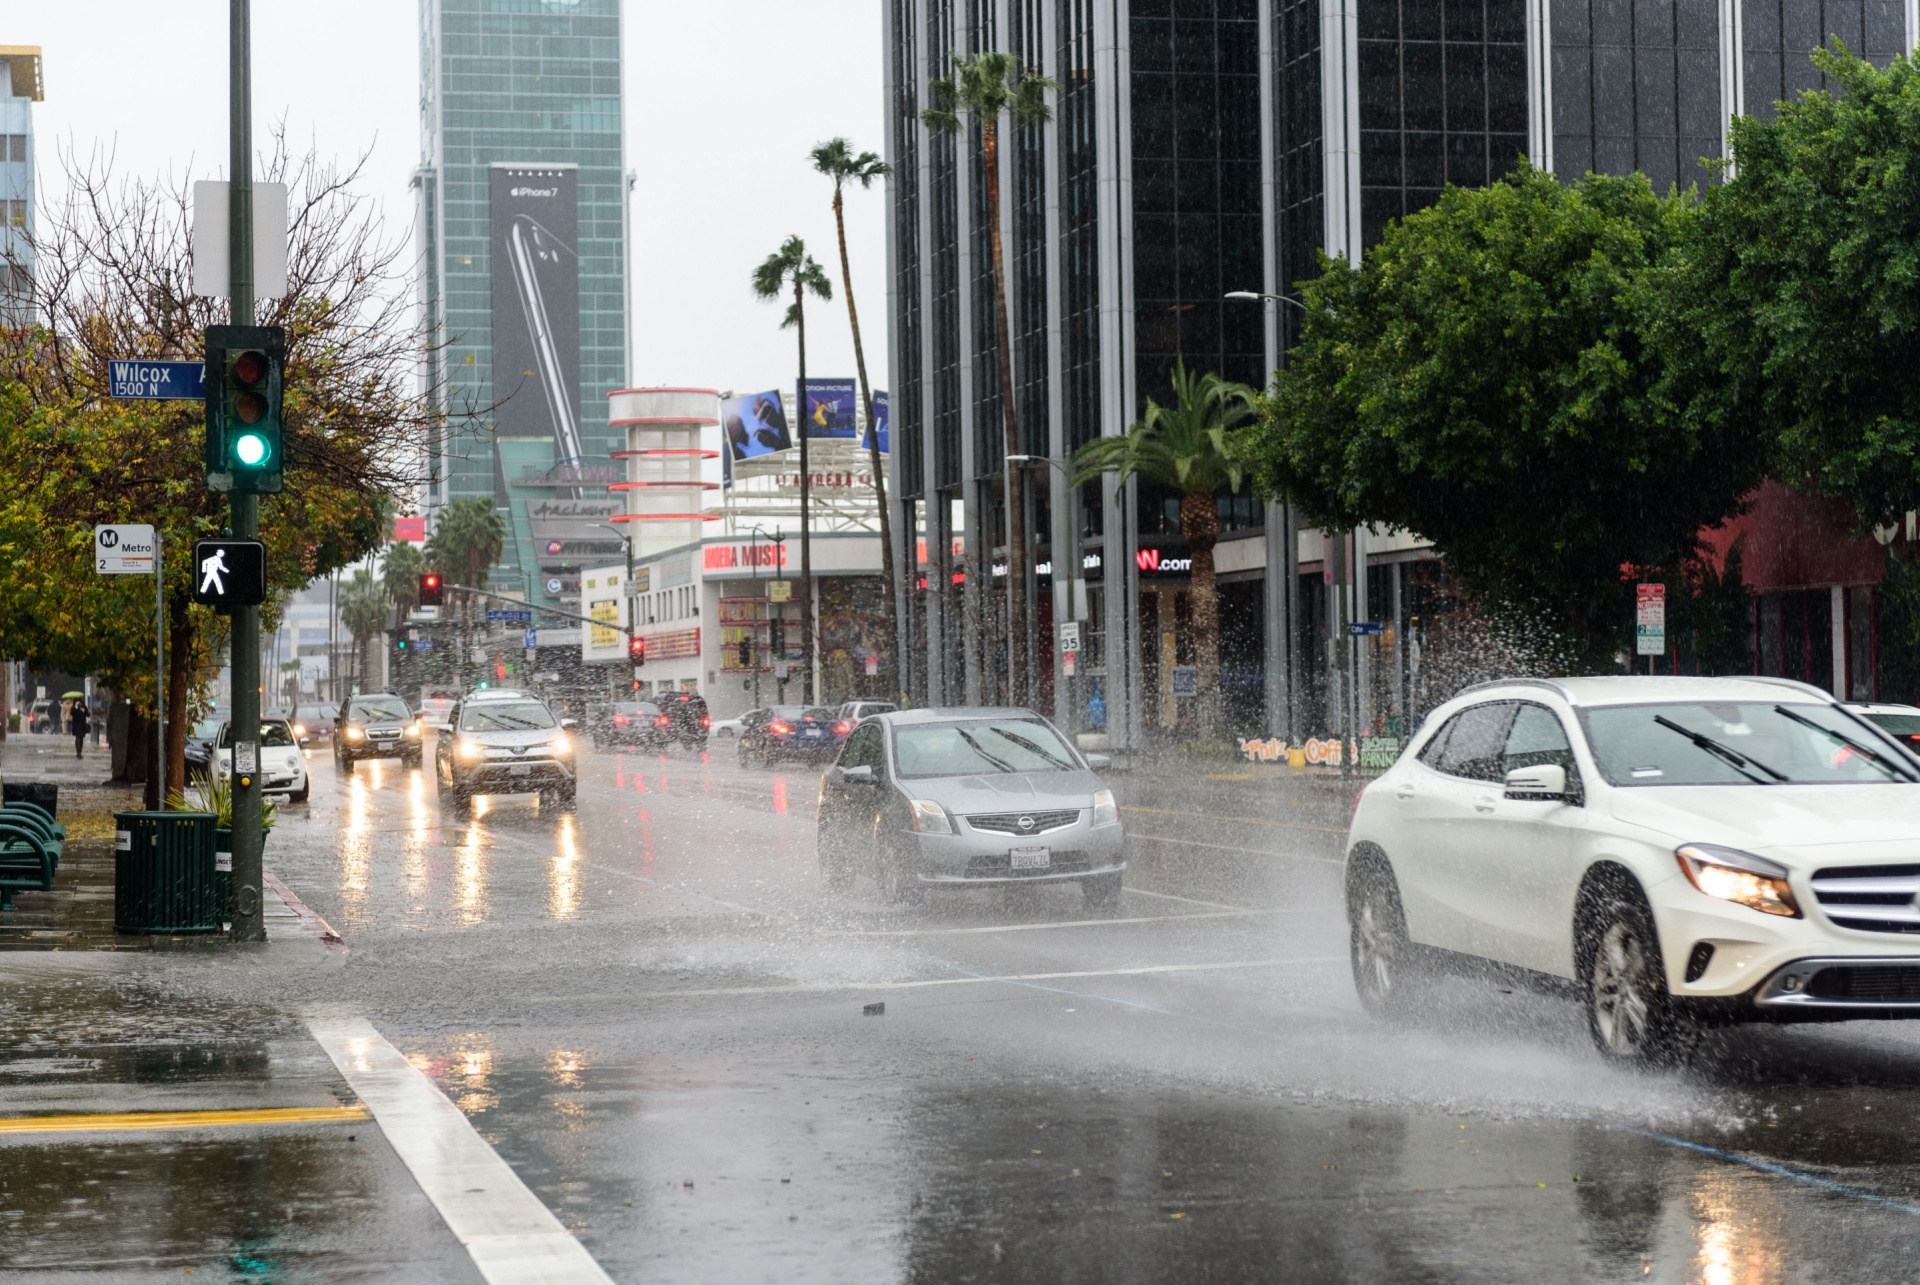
[{"xmin": 1741, "ymin": 675, "xmax": 1838, "ymax": 703}]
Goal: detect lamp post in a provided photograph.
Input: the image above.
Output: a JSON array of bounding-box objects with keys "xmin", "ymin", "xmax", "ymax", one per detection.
[
  {"xmin": 596, "ymin": 522, "xmax": 636, "ymax": 700},
  {"xmin": 1005, "ymin": 454, "xmax": 1076, "ymax": 727}
]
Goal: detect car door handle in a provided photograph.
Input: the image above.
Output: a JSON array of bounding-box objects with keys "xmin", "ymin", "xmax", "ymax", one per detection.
[{"xmin": 1473, "ymin": 797, "xmax": 1497, "ymax": 813}]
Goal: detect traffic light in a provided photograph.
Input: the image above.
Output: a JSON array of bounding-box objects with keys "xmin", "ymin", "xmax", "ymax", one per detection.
[
  {"xmin": 628, "ymin": 635, "xmax": 646, "ymax": 666},
  {"xmin": 769, "ymin": 618, "xmax": 785, "ymax": 657},
  {"xmin": 204, "ymin": 325, "xmax": 285, "ymax": 495},
  {"xmin": 418, "ymin": 572, "xmax": 444, "ymax": 607},
  {"xmin": 737, "ymin": 637, "xmax": 753, "ymax": 669}
]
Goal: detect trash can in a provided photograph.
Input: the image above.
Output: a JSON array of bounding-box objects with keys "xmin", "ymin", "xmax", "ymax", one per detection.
[
  {"xmin": 113, "ymin": 811, "xmax": 219, "ymax": 933},
  {"xmin": 214, "ymin": 827, "xmax": 232, "ymax": 924},
  {"xmin": 3, "ymin": 782, "xmax": 58, "ymax": 818}
]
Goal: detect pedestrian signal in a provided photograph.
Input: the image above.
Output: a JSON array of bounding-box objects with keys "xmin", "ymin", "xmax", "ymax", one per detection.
[
  {"xmin": 203, "ymin": 325, "xmax": 285, "ymax": 495},
  {"xmin": 190, "ymin": 539, "xmax": 267, "ymax": 610},
  {"xmin": 419, "ymin": 572, "xmax": 444, "ymax": 607}
]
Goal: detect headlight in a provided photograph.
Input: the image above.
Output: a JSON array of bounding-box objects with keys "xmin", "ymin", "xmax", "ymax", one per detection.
[
  {"xmin": 346, "ymin": 727, "xmax": 364, "ymax": 741},
  {"xmin": 1675, "ymin": 843, "xmax": 1800, "ymax": 918},
  {"xmin": 406, "ymin": 723, "xmax": 422, "ymax": 737},
  {"xmin": 293, "ymin": 723, "xmax": 306, "ymax": 737},
  {"xmin": 1091, "ymin": 788, "xmax": 1118, "ymax": 827},
  {"xmin": 908, "ymin": 799, "xmax": 953, "ymax": 835},
  {"xmin": 457, "ymin": 738, "xmax": 483, "ymax": 761},
  {"xmin": 549, "ymin": 734, "xmax": 572, "ymax": 754}
]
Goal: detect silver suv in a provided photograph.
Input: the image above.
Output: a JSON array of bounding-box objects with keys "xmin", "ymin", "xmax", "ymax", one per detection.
[{"xmin": 436, "ymin": 689, "xmax": 578, "ymax": 814}]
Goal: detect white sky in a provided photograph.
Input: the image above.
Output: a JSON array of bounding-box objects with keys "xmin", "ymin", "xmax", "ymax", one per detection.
[{"xmin": 0, "ymin": 0, "xmax": 890, "ymax": 397}]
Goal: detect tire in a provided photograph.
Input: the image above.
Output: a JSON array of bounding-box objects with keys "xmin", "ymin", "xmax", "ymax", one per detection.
[
  {"xmin": 1346, "ymin": 853, "xmax": 1425, "ymax": 1020},
  {"xmin": 878, "ymin": 837, "xmax": 925, "ymax": 907},
  {"xmin": 1082, "ymin": 872, "xmax": 1123, "ymax": 910},
  {"xmin": 556, "ymin": 785, "xmax": 577, "ymax": 811},
  {"xmin": 1581, "ymin": 888, "xmax": 1699, "ymax": 1066},
  {"xmin": 340, "ymin": 753, "xmax": 356, "ymax": 775},
  {"xmin": 817, "ymin": 816, "xmax": 855, "ymax": 891},
  {"xmin": 403, "ymin": 752, "xmax": 423, "ymax": 770},
  {"xmin": 291, "ymin": 780, "xmax": 310, "ymax": 803}
]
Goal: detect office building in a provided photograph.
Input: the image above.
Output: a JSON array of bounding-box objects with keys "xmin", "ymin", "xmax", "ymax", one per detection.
[{"xmin": 0, "ymin": 46, "xmax": 41, "ymax": 323}]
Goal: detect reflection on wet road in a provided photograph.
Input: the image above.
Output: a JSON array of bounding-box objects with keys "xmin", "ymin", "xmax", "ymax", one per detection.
[{"xmin": 13, "ymin": 736, "xmax": 1920, "ymax": 1280}]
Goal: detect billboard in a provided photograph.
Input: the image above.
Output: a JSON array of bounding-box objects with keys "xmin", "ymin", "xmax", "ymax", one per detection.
[
  {"xmin": 722, "ymin": 389, "xmax": 791, "ymax": 462},
  {"xmin": 803, "ymin": 378, "xmax": 858, "ymax": 438},
  {"xmin": 490, "ymin": 165, "xmax": 582, "ymax": 465},
  {"xmin": 865, "ymin": 390, "xmax": 889, "ymax": 454}
]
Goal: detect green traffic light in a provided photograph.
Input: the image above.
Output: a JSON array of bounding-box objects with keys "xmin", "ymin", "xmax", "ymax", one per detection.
[{"xmin": 233, "ymin": 432, "xmax": 269, "ymax": 467}]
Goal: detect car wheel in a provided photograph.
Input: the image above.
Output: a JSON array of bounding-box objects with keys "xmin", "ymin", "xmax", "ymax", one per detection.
[
  {"xmin": 1081, "ymin": 872, "xmax": 1123, "ymax": 910},
  {"xmin": 877, "ymin": 837, "xmax": 924, "ymax": 907},
  {"xmin": 1582, "ymin": 890, "xmax": 1698, "ymax": 1066},
  {"xmin": 403, "ymin": 752, "xmax": 423, "ymax": 770},
  {"xmin": 340, "ymin": 753, "xmax": 356, "ymax": 774},
  {"xmin": 817, "ymin": 814, "xmax": 856, "ymax": 891},
  {"xmin": 1346, "ymin": 854, "xmax": 1424, "ymax": 1019},
  {"xmin": 291, "ymin": 780, "xmax": 310, "ymax": 803}
]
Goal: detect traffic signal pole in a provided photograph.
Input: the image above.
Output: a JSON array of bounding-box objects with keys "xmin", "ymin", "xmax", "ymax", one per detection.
[{"xmin": 227, "ymin": 0, "xmax": 265, "ymax": 942}]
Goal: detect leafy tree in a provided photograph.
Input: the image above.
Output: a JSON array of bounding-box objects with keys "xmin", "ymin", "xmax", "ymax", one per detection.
[
  {"xmin": 381, "ymin": 539, "xmax": 427, "ymax": 628},
  {"xmin": 923, "ymin": 52, "xmax": 1058, "ymax": 706},
  {"xmin": 751, "ymin": 235, "xmax": 833, "ymax": 702},
  {"xmin": 1662, "ymin": 44, "xmax": 1920, "ymax": 529},
  {"xmin": 811, "ymin": 137, "xmax": 897, "ymax": 676},
  {"xmin": 338, "ymin": 569, "xmax": 391, "ymax": 694},
  {"xmin": 1239, "ymin": 162, "xmax": 1770, "ymax": 664},
  {"xmin": 1072, "ymin": 363, "xmax": 1255, "ymax": 739},
  {"xmin": 425, "ymin": 496, "xmax": 506, "ymax": 683}
]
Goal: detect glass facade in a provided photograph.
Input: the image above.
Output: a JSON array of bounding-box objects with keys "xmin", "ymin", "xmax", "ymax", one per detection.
[
  {"xmin": 890, "ymin": 0, "xmax": 925, "ymax": 502},
  {"xmin": 1550, "ymin": 0, "xmax": 1720, "ymax": 188},
  {"xmin": 1273, "ymin": 0, "xmax": 1323, "ymax": 353},
  {"xmin": 1741, "ymin": 0, "xmax": 1910, "ymax": 119},
  {"xmin": 1058, "ymin": 0, "xmax": 1100, "ymax": 454},
  {"xmin": 1010, "ymin": 0, "xmax": 1049, "ymax": 458},
  {"xmin": 419, "ymin": 0, "xmax": 627, "ymax": 547},
  {"xmin": 0, "ymin": 54, "xmax": 37, "ymax": 322},
  {"xmin": 926, "ymin": 1, "xmax": 964, "ymax": 492}
]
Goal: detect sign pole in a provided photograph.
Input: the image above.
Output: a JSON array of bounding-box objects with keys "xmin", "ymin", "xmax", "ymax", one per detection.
[
  {"xmin": 153, "ymin": 533, "xmax": 164, "ymax": 812},
  {"xmin": 227, "ymin": 0, "xmax": 265, "ymax": 942}
]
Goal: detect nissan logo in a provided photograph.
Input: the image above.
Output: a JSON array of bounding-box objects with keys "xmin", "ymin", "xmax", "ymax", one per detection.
[{"xmin": 1018, "ymin": 816, "xmax": 1035, "ymax": 832}]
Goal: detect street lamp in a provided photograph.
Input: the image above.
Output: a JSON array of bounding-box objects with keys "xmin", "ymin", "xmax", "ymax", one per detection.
[
  {"xmin": 1224, "ymin": 290, "xmax": 1307, "ymax": 312},
  {"xmin": 1005, "ymin": 454, "xmax": 1084, "ymax": 729}
]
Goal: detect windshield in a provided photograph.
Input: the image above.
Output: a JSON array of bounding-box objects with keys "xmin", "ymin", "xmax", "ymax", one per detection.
[
  {"xmin": 192, "ymin": 719, "xmax": 221, "ymax": 739},
  {"xmin": 892, "ymin": 719, "xmax": 1080, "ymax": 779},
  {"xmin": 220, "ymin": 721, "xmax": 297, "ymax": 748},
  {"xmin": 349, "ymin": 698, "xmax": 412, "ymax": 724},
  {"xmin": 459, "ymin": 701, "xmax": 556, "ymax": 732},
  {"xmin": 770, "ymin": 707, "xmax": 835, "ymax": 722},
  {"xmin": 1861, "ymin": 712, "xmax": 1920, "ymax": 738},
  {"xmin": 614, "ymin": 703, "xmax": 660, "ymax": 717},
  {"xmin": 1582, "ymin": 702, "xmax": 1920, "ymax": 786},
  {"xmin": 296, "ymin": 705, "xmax": 331, "ymax": 721}
]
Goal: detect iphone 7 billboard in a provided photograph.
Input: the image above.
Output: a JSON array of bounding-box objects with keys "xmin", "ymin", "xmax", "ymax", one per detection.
[{"xmin": 490, "ymin": 164, "xmax": 582, "ymax": 467}]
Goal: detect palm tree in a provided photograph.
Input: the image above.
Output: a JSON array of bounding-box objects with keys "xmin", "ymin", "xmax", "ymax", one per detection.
[
  {"xmin": 381, "ymin": 539, "xmax": 427, "ymax": 630},
  {"xmin": 427, "ymin": 497, "xmax": 508, "ymax": 684},
  {"xmin": 751, "ymin": 235, "xmax": 834, "ymax": 703},
  {"xmin": 1071, "ymin": 362, "xmax": 1257, "ymax": 741},
  {"xmin": 339, "ymin": 570, "xmax": 393, "ymax": 695},
  {"xmin": 811, "ymin": 138, "xmax": 897, "ymax": 683},
  {"xmin": 923, "ymin": 52, "xmax": 1057, "ymax": 708}
]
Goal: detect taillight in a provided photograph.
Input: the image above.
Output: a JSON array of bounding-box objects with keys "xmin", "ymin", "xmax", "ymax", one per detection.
[
  {"xmin": 655, "ymin": 715, "xmax": 671, "ymax": 727},
  {"xmin": 701, "ymin": 716, "xmax": 711, "ymax": 728},
  {"xmin": 613, "ymin": 715, "xmax": 629, "ymax": 725},
  {"xmin": 834, "ymin": 721, "xmax": 850, "ymax": 735},
  {"xmin": 770, "ymin": 721, "xmax": 792, "ymax": 735}
]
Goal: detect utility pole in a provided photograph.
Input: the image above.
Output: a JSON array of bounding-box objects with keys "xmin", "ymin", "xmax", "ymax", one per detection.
[{"xmin": 227, "ymin": 0, "xmax": 265, "ymax": 942}]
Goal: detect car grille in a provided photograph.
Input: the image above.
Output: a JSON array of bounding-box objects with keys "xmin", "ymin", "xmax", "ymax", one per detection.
[
  {"xmin": 964, "ymin": 851, "xmax": 1094, "ymax": 878},
  {"xmin": 965, "ymin": 809, "xmax": 1081, "ymax": 836},
  {"xmin": 1806, "ymin": 964, "xmax": 1920, "ymax": 1003},
  {"xmin": 1810, "ymin": 864, "xmax": 1920, "ymax": 933}
]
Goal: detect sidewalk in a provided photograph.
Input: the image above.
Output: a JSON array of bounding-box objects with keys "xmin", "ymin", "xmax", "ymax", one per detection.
[{"xmin": 1, "ymin": 731, "xmax": 145, "ymax": 842}]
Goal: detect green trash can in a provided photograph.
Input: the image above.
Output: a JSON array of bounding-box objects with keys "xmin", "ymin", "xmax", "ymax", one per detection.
[{"xmin": 113, "ymin": 811, "xmax": 220, "ymax": 933}]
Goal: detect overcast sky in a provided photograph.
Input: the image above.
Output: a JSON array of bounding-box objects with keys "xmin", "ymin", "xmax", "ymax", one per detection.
[{"xmin": 1, "ymin": 0, "xmax": 890, "ymax": 396}]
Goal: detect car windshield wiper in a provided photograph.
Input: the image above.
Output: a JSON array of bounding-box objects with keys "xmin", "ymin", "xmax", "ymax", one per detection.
[
  {"xmin": 1773, "ymin": 704, "xmax": 1919, "ymax": 782},
  {"xmin": 984, "ymin": 726, "xmax": 1074, "ymax": 770},
  {"xmin": 955, "ymin": 728, "xmax": 1018, "ymax": 774},
  {"xmin": 1653, "ymin": 715, "xmax": 1788, "ymax": 784}
]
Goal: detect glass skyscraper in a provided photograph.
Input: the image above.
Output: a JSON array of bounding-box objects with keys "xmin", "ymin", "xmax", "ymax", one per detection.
[
  {"xmin": 0, "ymin": 46, "xmax": 41, "ymax": 325},
  {"xmin": 416, "ymin": 0, "xmax": 629, "ymax": 597}
]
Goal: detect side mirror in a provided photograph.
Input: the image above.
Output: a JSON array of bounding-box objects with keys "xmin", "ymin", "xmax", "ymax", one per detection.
[
  {"xmin": 299, "ymin": 737, "xmax": 312, "ymax": 748},
  {"xmin": 1504, "ymin": 764, "xmax": 1567, "ymax": 801},
  {"xmin": 1085, "ymin": 753, "xmax": 1112, "ymax": 770},
  {"xmin": 561, "ymin": 718, "xmax": 578, "ymax": 729},
  {"xmin": 841, "ymin": 765, "xmax": 875, "ymax": 785}
]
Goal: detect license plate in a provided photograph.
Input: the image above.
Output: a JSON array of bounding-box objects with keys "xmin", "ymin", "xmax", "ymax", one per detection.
[
  {"xmin": 802, "ymin": 729, "xmax": 821, "ymax": 737},
  {"xmin": 508, "ymin": 764, "xmax": 532, "ymax": 777},
  {"xmin": 1010, "ymin": 847, "xmax": 1050, "ymax": 870}
]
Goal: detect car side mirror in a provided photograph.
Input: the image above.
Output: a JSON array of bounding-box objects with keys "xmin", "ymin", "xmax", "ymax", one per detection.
[
  {"xmin": 299, "ymin": 737, "xmax": 311, "ymax": 748},
  {"xmin": 1085, "ymin": 753, "xmax": 1112, "ymax": 770},
  {"xmin": 1504, "ymin": 764, "xmax": 1567, "ymax": 801},
  {"xmin": 561, "ymin": 718, "xmax": 578, "ymax": 729},
  {"xmin": 841, "ymin": 765, "xmax": 875, "ymax": 785}
]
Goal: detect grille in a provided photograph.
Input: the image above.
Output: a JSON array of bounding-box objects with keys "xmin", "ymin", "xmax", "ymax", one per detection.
[
  {"xmin": 1811, "ymin": 864, "xmax": 1920, "ymax": 933},
  {"xmin": 965, "ymin": 809, "xmax": 1080, "ymax": 836},
  {"xmin": 1807, "ymin": 964, "xmax": 1920, "ymax": 1003},
  {"xmin": 964, "ymin": 851, "xmax": 1093, "ymax": 878}
]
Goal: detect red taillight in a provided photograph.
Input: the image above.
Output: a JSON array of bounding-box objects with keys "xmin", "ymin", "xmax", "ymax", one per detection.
[
  {"xmin": 834, "ymin": 721, "xmax": 851, "ymax": 735},
  {"xmin": 655, "ymin": 715, "xmax": 671, "ymax": 727},
  {"xmin": 613, "ymin": 714, "xmax": 629, "ymax": 725},
  {"xmin": 700, "ymin": 716, "xmax": 711, "ymax": 727},
  {"xmin": 770, "ymin": 721, "xmax": 792, "ymax": 735}
]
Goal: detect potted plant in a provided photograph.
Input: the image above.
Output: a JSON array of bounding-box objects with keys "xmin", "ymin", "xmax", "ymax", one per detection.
[{"xmin": 167, "ymin": 772, "xmax": 275, "ymax": 916}]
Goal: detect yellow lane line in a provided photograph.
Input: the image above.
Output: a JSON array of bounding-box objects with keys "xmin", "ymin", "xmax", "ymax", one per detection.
[
  {"xmin": 0, "ymin": 1105, "xmax": 370, "ymax": 1136},
  {"xmin": 1121, "ymin": 805, "xmax": 1348, "ymax": 835}
]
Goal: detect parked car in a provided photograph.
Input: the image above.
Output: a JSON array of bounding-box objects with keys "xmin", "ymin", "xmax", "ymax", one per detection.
[
  {"xmin": 335, "ymin": 693, "xmax": 423, "ymax": 771},
  {"xmin": 436, "ymin": 688, "xmax": 577, "ymax": 813},
  {"xmin": 1847, "ymin": 703, "xmax": 1920, "ymax": 753},
  {"xmin": 815, "ymin": 708, "xmax": 1123, "ymax": 907},
  {"xmin": 839, "ymin": 700, "xmax": 898, "ymax": 724},
  {"xmin": 594, "ymin": 700, "xmax": 667, "ymax": 750},
  {"xmin": 709, "ymin": 714, "xmax": 747, "ymax": 740},
  {"xmin": 184, "ymin": 718, "xmax": 222, "ymax": 774},
  {"xmin": 653, "ymin": 690, "xmax": 711, "ymax": 750},
  {"xmin": 737, "ymin": 706, "xmax": 847, "ymax": 767},
  {"xmin": 292, "ymin": 704, "xmax": 337, "ymax": 742},
  {"xmin": 1345, "ymin": 674, "xmax": 1920, "ymax": 1066},
  {"xmin": 210, "ymin": 717, "xmax": 310, "ymax": 802}
]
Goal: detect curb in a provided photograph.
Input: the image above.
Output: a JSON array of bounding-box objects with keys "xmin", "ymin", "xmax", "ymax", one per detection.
[{"xmin": 262, "ymin": 870, "xmax": 345, "ymax": 950}]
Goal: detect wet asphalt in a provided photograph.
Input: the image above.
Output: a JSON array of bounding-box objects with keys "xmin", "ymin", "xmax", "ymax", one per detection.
[{"xmin": 7, "ymin": 736, "xmax": 1920, "ymax": 1281}]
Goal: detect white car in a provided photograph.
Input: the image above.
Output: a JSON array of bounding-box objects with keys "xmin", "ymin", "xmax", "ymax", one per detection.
[
  {"xmin": 1346, "ymin": 675, "xmax": 1920, "ymax": 1064},
  {"xmin": 209, "ymin": 718, "xmax": 310, "ymax": 803},
  {"xmin": 709, "ymin": 715, "xmax": 746, "ymax": 740}
]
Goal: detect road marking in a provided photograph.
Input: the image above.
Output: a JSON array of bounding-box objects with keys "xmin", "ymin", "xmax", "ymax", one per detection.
[
  {"xmin": 1122, "ymin": 805, "xmax": 1348, "ymax": 835},
  {"xmin": 0, "ymin": 1106, "xmax": 369, "ymax": 1136},
  {"xmin": 633, "ymin": 957, "xmax": 1338, "ymax": 1000},
  {"xmin": 1124, "ymin": 886, "xmax": 1262, "ymax": 911},
  {"xmin": 1130, "ymin": 833, "xmax": 1345, "ymax": 866},
  {"xmin": 580, "ymin": 861, "xmax": 778, "ymax": 919},
  {"xmin": 310, "ymin": 1017, "xmax": 614, "ymax": 1285},
  {"xmin": 843, "ymin": 908, "xmax": 1292, "ymax": 937}
]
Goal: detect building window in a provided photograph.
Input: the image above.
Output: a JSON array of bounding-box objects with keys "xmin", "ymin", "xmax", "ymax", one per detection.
[
  {"xmin": 1551, "ymin": 0, "xmax": 1719, "ymax": 188},
  {"xmin": 1058, "ymin": 0, "xmax": 1101, "ymax": 453},
  {"xmin": 892, "ymin": 0, "xmax": 926, "ymax": 500},
  {"xmin": 1274, "ymin": 0, "xmax": 1324, "ymax": 359}
]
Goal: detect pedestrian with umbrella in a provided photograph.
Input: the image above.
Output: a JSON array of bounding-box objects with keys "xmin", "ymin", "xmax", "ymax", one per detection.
[{"xmin": 66, "ymin": 693, "xmax": 89, "ymax": 760}]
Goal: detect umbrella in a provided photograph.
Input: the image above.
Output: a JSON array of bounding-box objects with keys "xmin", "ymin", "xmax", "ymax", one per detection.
[{"xmin": 61, "ymin": 690, "xmax": 84, "ymax": 699}]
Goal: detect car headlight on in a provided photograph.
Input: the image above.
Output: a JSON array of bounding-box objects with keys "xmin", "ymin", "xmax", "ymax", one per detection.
[
  {"xmin": 293, "ymin": 723, "xmax": 306, "ymax": 737},
  {"xmin": 1675, "ymin": 843, "xmax": 1801, "ymax": 918},
  {"xmin": 908, "ymin": 799, "xmax": 953, "ymax": 835},
  {"xmin": 549, "ymin": 733, "xmax": 572, "ymax": 754},
  {"xmin": 346, "ymin": 727, "xmax": 364, "ymax": 741},
  {"xmin": 406, "ymin": 722, "xmax": 422, "ymax": 737},
  {"xmin": 1091, "ymin": 788, "xmax": 1118, "ymax": 827},
  {"xmin": 457, "ymin": 738, "xmax": 484, "ymax": 761}
]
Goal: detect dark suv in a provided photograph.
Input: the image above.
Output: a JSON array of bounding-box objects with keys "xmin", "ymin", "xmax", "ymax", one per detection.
[
  {"xmin": 652, "ymin": 690, "xmax": 711, "ymax": 751},
  {"xmin": 335, "ymin": 693, "xmax": 423, "ymax": 770}
]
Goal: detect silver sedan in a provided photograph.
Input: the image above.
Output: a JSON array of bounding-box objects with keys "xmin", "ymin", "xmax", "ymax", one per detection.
[{"xmin": 815, "ymin": 708, "xmax": 1125, "ymax": 906}]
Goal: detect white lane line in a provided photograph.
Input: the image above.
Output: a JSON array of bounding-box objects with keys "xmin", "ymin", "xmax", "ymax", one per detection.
[
  {"xmin": 1130, "ymin": 833, "xmax": 1345, "ymax": 866},
  {"xmin": 579, "ymin": 861, "xmax": 780, "ymax": 919},
  {"xmin": 1123, "ymin": 886, "xmax": 1261, "ymax": 911},
  {"xmin": 309, "ymin": 1018, "xmax": 614, "ymax": 1285},
  {"xmin": 842, "ymin": 908, "xmax": 1293, "ymax": 937},
  {"xmin": 630, "ymin": 957, "xmax": 1343, "ymax": 1000}
]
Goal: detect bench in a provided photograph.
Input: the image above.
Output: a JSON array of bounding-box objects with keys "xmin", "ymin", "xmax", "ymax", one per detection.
[
  {"xmin": 0, "ymin": 824, "xmax": 53, "ymax": 910},
  {"xmin": 2, "ymin": 800, "xmax": 64, "ymax": 840},
  {"xmin": 0, "ymin": 805, "xmax": 62, "ymax": 872}
]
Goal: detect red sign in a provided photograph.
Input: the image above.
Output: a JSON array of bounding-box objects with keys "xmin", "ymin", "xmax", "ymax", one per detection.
[
  {"xmin": 704, "ymin": 541, "xmax": 788, "ymax": 571},
  {"xmin": 393, "ymin": 516, "xmax": 426, "ymax": 543},
  {"xmin": 1636, "ymin": 582, "xmax": 1666, "ymax": 626}
]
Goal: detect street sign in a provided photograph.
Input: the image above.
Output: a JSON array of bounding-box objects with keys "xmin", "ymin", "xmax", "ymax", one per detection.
[
  {"xmin": 487, "ymin": 609, "xmax": 533, "ymax": 624},
  {"xmin": 1063, "ymin": 650, "xmax": 1077, "ymax": 677},
  {"xmin": 864, "ymin": 654, "xmax": 878, "ymax": 676},
  {"xmin": 416, "ymin": 638, "xmax": 434, "ymax": 652},
  {"xmin": 1347, "ymin": 621, "xmax": 1386, "ymax": 637},
  {"xmin": 1059, "ymin": 620, "xmax": 1082, "ymax": 652},
  {"xmin": 190, "ymin": 539, "xmax": 266, "ymax": 609},
  {"xmin": 192, "ymin": 180, "xmax": 289, "ymax": 298},
  {"xmin": 524, "ymin": 627, "xmax": 538, "ymax": 650},
  {"xmin": 768, "ymin": 580, "xmax": 792, "ymax": 603},
  {"xmin": 545, "ymin": 578, "xmax": 563, "ymax": 595},
  {"xmin": 1171, "ymin": 665, "xmax": 1199, "ymax": 697},
  {"xmin": 94, "ymin": 524, "xmax": 157, "ymax": 574},
  {"xmin": 109, "ymin": 360, "xmax": 206, "ymax": 401},
  {"xmin": 1636, "ymin": 583, "xmax": 1666, "ymax": 656}
]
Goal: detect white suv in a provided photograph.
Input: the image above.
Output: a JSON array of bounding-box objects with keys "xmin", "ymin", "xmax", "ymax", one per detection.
[{"xmin": 1347, "ymin": 675, "xmax": 1920, "ymax": 1064}]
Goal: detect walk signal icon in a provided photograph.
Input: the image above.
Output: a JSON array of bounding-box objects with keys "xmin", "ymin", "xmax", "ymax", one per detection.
[{"xmin": 190, "ymin": 539, "xmax": 266, "ymax": 609}]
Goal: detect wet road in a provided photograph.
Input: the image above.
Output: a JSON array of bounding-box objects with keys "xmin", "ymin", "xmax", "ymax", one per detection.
[{"xmin": 9, "ymin": 737, "xmax": 1920, "ymax": 1281}]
